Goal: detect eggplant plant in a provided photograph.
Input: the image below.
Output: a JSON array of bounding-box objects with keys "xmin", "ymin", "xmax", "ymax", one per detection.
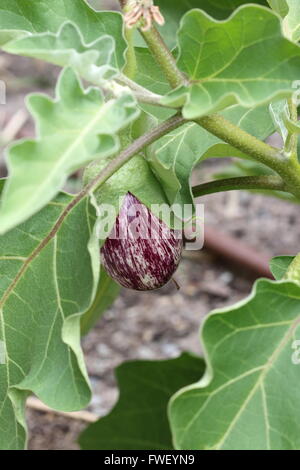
[{"xmin": 0, "ymin": 0, "xmax": 300, "ymax": 450}]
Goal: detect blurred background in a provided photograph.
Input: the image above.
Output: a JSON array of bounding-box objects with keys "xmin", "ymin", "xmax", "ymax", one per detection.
[{"xmin": 0, "ymin": 0, "xmax": 299, "ymax": 450}]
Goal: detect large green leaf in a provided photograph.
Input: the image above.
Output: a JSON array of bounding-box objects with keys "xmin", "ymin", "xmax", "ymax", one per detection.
[
  {"xmin": 154, "ymin": 0, "xmax": 269, "ymax": 48},
  {"xmin": 0, "ymin": 67, "xmax": 139, "ymax": 235},
  {"xmin": 3, "ymin": 21, "xmax": 118, "ymax": 84},
  {"xmin": 163, "ymin": 5, "xmax": 300, "ymax": 118},
  {"xmin": 0, "ymin": 0, "xmax": 126, "ymax": 69},
  {"xmin": 0, "ymin": 180, "xmax": 98, "ymax": 449},
  {"xmin": 169, "ymin": 279, "xmax": 300, "ymax": 450},
  {"xmin": 79, "ymin": 353, "xmax": 205, "ymax": 450}
]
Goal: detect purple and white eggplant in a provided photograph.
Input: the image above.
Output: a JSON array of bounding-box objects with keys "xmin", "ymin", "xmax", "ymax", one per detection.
[{"xmin": 101, "ymin": 192, "xmax": 183, "ymax": 291}]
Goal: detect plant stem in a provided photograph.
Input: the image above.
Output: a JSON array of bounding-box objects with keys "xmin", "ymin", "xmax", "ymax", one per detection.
[
  {"xmin": 116, "ymin": 74, "xmax": 168, "ymax": 107},
  {"xmin": 192, "ymin": 175, "xmax": 289, "ymax": 198},
  {"xmin": 139, "ymin": 25, "xmax": 300, "ymax": 199},
  {"xmin": 140, "ymin": 28, "xmax": 188, "ymax": 88}
]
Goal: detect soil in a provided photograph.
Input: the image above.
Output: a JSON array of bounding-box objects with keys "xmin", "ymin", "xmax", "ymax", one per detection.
[{"xmin": 1, "ymin": 54, "xmax": 299, "ymax": 450}]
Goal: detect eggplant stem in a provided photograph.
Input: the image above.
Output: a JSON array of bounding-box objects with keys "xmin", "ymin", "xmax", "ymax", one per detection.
[{"xmin": 172, "ymin": 278, "xmax": 180, "ymax": 290}]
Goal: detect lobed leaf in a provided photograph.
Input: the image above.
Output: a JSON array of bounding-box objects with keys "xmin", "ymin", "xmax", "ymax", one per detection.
[
  {"xmin": 169, "ymin": 279, "xmax": 300, "ymax": 450},
  {"xmin": 0, "ymin": 67, "xmax": 139, "ymax": 234},
  {"xmin": 0, "ymin": 0, "xmax": 126, "ymax": 69},
  {"xmin": 3, "ymin": 21, "xmax": 118, "ymax": 84},
  {"xmin": 163, "ymin": 5, "xmax": 300, "ymax": 118},
  {"xmin": 0, "ymin": 180, "xmax": 99, "ymax": 449},
  {"xmin": 154, "ymin": 0, "xmax": 269, "ymax": 48}
]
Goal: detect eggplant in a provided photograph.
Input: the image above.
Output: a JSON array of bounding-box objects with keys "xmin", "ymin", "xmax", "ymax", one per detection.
[{"xmin": 101, "ymin": 192, "xmax": 183, "ymax": 291}]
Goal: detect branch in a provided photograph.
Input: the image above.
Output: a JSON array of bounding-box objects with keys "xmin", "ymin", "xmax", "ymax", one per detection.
[
  {"xmin": 140, "ymin": 27, "xmax": 187, "ymax": 88},
  {"xmin": 192, "ymin": 175, "xmax": 290, "ymax": 198},
  {"xmin": 116, "ymin": 74, "xmax": 168, "ymax": 107}
]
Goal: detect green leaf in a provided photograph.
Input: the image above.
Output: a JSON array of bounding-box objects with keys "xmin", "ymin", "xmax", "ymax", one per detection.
[
  {"xmin": 270, "ymin": 255, "xmax": 295, "ymax": 279},
  {"xmin": 169, "ymin": 279, "xmax": 300, "ymax": 450},
  {"xmin": 0, "ymin": 67, "xmax": 139, "ymax": 235},
  {"xmin": 81, "ymin": 267, "xmax": 120, "ymax": 336},
  {"xmin": 269, "ymin": 99, "xmax": 300, "ymax": 154},
  {"xmin": 164, "ymin": 5, "xmax": 300, "ymax": 119},
  {"xmin": 149, "ymin": 104, "xmax": 275, "ymax": 208},
  {"xmin": 3, "ymin": 21, "xmax": 118, "ymax": 83},
  {"xmin": 284, "ymin": 254, "xmax": 300, "ymax": 283},
  {"xmin": 0, "ymin": 0, "xmax": 126, "ymax": 69},
  {"xmin": 0, "ymin": 181, "xmax": 99, "ymax": 450},
  {"xmin": 79, "ymin": 353, "xmax": 205, "ymax": 450},
  {"xmin": 282, "ymin": 1, "xmax": 300, "ymax": 42},
  {"xmin": 267, "ymin": 0, "xmax": 289, "ymax": 17}
]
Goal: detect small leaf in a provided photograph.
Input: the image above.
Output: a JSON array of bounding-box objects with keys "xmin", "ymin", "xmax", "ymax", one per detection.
[
  {"xmin": 267, "ymin": 0, "xmax": 289, "ymax": 17},
  {"xmin": 81, "ymin": 268, "xmax": 120, "ymax": 336},
  {"xmin": 169, "ymin": 279, "xmax": 300, "ymax": 450},
  {"xmin": 0, "ymin": 67, "xmax": 139, "ymax": 234},
  {"xmin": 270, "ymin": 255, "xmax": 295, "ymax": 279},
  {"xmin": 3, "ymin": 22, "xmax": 118, "ymax": 84},
  {"xmin": 164, "ymin": 5, "xmax": 300, "ymax": 118},
  {"xmin": 0, "ymin": 0, "xmax": 126, "ymax": 69},
  {"xmin": 282, "ymin": 1, "xmax": 300, "ymax": 42},
  {"xmin": 79, "ymin": 353, "xmax": 205, "ymax": 450},
  {"xmin": 0, "ymin": 180, "xmax": 99, "ymax": 449}
]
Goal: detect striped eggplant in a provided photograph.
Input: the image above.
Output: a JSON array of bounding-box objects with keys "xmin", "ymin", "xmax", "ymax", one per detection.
[{"xmin": 101, "ymin": 192, "xmax": 183, "ymax": 291}]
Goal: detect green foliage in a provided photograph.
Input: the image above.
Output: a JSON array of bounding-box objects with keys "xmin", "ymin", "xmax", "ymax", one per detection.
[
  {"xmin": 163, "ymin": 6, "xmax": 300, "ymax": 118},
  {"xmin": 0, "ymin": 0, "xmax": 300, "ymax": 452},
  {"xmin": 149, "ymin": 105, "xmax": 276, "ymax": 208},
  {"xmin": 3, "ymin": 22, "xmax": 118, "ymax": 84},
  {"xmin": 169, "ymin": 279, "xmax": 300, "ymax": 450},
  {"xmin": 149, "ymin": 1, "xmax": 270, "ymax": 49},
  {"xmin": 0, "ymin": 0, "xmax": 126, "ymax": 68},
  {"xmin": 0, "ymin": 180, "xmax": 98, "ymax": 450},
  {"xmin": 270, "ymin": 256, "xmax": 295, "ymax": 279},
  {"xmin": 79, "ymin": 353, "xmax": 205, "ymax": 450},
  {"xmin": 0, "ymin": 68, "xmax": 139, "ymax": 234}
]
